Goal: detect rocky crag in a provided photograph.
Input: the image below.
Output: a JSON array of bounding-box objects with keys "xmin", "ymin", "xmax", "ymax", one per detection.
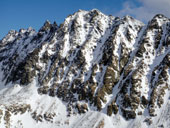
[{"xmin": 0, "ymin": 9, "xmax": 169, "ymax": 128}]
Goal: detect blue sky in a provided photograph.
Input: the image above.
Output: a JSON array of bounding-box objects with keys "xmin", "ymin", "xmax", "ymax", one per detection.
[{"xmin": 1, "ymin": 0, "xmax": 170, "ymax": 39}]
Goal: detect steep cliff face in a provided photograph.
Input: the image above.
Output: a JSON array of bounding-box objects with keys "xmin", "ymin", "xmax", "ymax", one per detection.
[{"xmin": 0, "ymin": 10, "xmax": 169, "ymax": 128}]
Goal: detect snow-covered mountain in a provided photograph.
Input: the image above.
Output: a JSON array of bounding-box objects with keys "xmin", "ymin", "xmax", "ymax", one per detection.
[{"xmin": 0, "ymin": 9, "xmax": 169, "ymax": 128}]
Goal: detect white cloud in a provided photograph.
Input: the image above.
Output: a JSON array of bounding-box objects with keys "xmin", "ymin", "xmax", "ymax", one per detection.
[{"xmin": 117, "ymin": 0, "xmax": 170, "ymax": 22}]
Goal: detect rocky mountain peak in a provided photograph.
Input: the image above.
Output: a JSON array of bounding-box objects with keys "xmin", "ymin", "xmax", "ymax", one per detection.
[
  {"xmin": 39, "ymin": 20, "xmax": 52, "ymax": 31},
  {"xmin": 0, "ymin": 10, "xmax": 169, "ymax": 128}
]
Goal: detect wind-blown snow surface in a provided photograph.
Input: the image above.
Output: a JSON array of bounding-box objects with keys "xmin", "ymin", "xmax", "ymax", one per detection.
[{"xmin": 0, "ymin": 9, "xmax": 170, "ymax": 128}]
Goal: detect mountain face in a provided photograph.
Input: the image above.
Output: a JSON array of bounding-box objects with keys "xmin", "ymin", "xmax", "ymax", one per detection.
[{"xmin": 0, "ymin": 9, "xmax": 170, "ymax": 128}]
